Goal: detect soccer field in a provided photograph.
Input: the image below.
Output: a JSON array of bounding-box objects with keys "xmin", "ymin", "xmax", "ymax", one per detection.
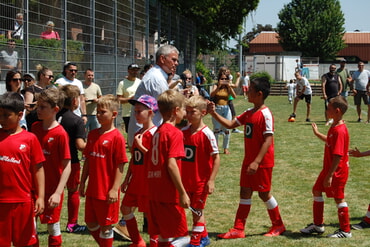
[{"xmin": 38, "ymin": 95, "xmax": 370, "ymax": 247}]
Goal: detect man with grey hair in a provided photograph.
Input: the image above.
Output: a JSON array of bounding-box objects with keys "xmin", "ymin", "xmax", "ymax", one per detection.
[
  {"xmin": 7, "ymin": 13, "xmax": 23, "ymax": 40},
  {"xmin": 126, "ymin": 44, "xmax": 179, "ymax": 147}
]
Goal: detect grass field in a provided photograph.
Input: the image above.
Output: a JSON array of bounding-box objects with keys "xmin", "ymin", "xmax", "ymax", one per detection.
[{"xmin": 37, "ymin": 95, "xmax": 370, "ymax": 246}]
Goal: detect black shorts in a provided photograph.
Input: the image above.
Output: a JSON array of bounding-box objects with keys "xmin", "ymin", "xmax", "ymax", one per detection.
[
  {"xmin": 354, "ymin": 90, "xmax": 369, "ymax": 105},
  {"xmin": 297, "ymin": 94, "xmax": 312, "ymax": 104}
]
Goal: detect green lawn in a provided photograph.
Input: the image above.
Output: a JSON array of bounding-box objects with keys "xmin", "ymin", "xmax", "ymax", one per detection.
[{"xmin": 38, "ymin": 95, "xmax": 370, "ymax": 246}]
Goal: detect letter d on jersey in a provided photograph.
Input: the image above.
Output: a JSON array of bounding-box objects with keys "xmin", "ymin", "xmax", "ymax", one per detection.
[{"xmin": 183, "ymin": 145, "xmax": 196, "ymax": 162}]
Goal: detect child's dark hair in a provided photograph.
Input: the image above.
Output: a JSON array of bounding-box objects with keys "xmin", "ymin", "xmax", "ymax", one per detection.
[
  {"xmin": 251, "ymin": 77, "xmax": 270, "ymax": 99},
  {"xmin": 329, "ymin": 96, "xmax": 348, "ymax": 114},
  {"xmin": 0, "ymin": 92, "xmax": 25, "ymax": 113}
]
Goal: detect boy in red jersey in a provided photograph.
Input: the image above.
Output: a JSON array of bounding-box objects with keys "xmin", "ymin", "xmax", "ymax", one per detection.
[
  {"xmin": 182, "ymin": 95, "xmax": 220, "ymax": 247},
  {"xmin": 300, "ymin": 96, "xmax": 352, "ymax": 238},
  {"xmin": 208, "ymin": 77, "xmax": 285, "ymax": 238},
  {"xmin": 32, "ymin": 88, "xmax": 72, "ymax": 246},
  {"xmin": 57, "ymin": 85, "xmax": 87, "ymax": 233},
  {"xmin": 0, "ymin": 92, "xmax": 45, "ymax": 247},
  {"xmin": 79, "ymin": 94, "xmax": 128, "ymax": 247},
  {"xmin": 147, "ymin": 89, "xmax": 190, "ymax": 247},
  {"xmin": 116, "ymin": 95, "xmax": 158, "ymax": 247}
]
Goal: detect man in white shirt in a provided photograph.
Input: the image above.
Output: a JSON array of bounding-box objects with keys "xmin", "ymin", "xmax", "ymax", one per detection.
[
  {"xmin": 291, "ymin": 71, "xmax": 312, "ymax": 122},
  {"xmin": 56, "ymin": 62, "xmax": 87, "ymax": 124}
]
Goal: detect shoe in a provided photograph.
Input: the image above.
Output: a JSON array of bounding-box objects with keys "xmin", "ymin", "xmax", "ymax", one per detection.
[
  {"xmin": 306, "ymin": 118, "xmax": 310, "ymax": 122},
  {"xmin": 327, "ymin": 229, "xmax": 352, "ymax": 238},
  {"xmin": 357, "ymin": 118, "xmax": 362, "ymax": 122},
  {"xmin": 217, "ymin": 228, "xmax": 245, "ymax": 239},
  {"xmin": 113, "ymin": 220, "xmax": 131, "ymax": 241},
  {"xmin": 200, "ymin": 236, "xmax": 210, "ymax": 247},
  {"xmin": 232, "ymin": 129, "xmax": 243, "ymax": 133},
  {"xmin": 264, "ymin": 225, "xmax": 286, "ymax": 236},
  {"xmin": 66, "ymin": 223, "xmax": 87, "ymax": 233},
  {"xmin": 290, "ymin": 113, "xmax": 296, "ymax": 118},
  {"xmin": 351, "ymin": 220, "xmax": 370, "ymax": 230},
  {"xmin": 300, "ymin": 223, "xmax": 325, "ymax": 235},
  {"xmin": 129, "ymin": 238, "xmax": 146, "ymax": 247}
]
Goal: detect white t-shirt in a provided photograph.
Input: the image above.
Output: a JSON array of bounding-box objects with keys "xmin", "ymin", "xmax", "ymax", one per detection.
[
  {"xmin": 56, "ymin": 76, "xmax": 84, "ymax": 116},
  {"xmin": 296, "ymin": 77, "xmax": 312, "ymax": 95}
]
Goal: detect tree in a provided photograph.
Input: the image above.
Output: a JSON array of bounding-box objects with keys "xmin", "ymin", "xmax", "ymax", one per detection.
[
  {"xmin": 160, "ymin": 0, "xmax": 260, "ymax": 53},
  {"xmin": 276, "ymin": 0, "xmax": 345, "ymax": 60}
]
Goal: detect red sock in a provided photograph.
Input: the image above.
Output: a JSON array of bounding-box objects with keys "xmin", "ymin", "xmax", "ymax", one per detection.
[
  {"xmin": 67, "ymin": 190, "xmax": 80, "ymax": 224},
  {"xmin": 313, "ymin": 200, "xmax": 324, "ymax": 225},
  {"xmin": 338, "ymin": 206, "xmax": 350, "ymax": 232},
  {"xmin": 364, "ymin": 204, "xmax": 370, "ymax": 224},
  {"xmin": 158, "ymin": 241, "xmax": 172, "ymax": 247},
  {"xmin": 233, "ymin": 203, "xmax": 251, "ymax": 231},
  {"xmin": 201, "ymin": 223, "xmax": 208, "ymax": 238},
  {"xmin": 190, "ymin": 222, "xmax": 205, "ymax": 245},
  {"xmin": 48, "ymin": 235, "xmax": 62, "ymax": 247},
  {"xmin": 99, "ymin": 237, "xmax": 113, "ymax": 247},
  {"xmin": 267, "ymin": 206, "xmax": 283, "ymax": 226},
  {"xmin": 150, "ymin": 235, "xmax": 159, "ymax": 247},
  {"xmin": 125, "ymin": 216, "xmax": 142, "ymax": 244},
  {"xmin": 89, "ymin": 227, "xmax": 100, "ymax": 245}
]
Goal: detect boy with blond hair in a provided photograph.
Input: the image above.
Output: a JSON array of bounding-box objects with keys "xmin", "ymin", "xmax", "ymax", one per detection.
[
  {"xmin": 79, "ymin": 94, "xmax": 128, "ymax": 247},
  {"xmin": 147, "ymin": 89, "xmax": 190, "ymax": 247},
  {"xmin": 208, "ymin": 77, "xmax": 285, "ymax": 238},
  {"xmin": 57, "ymin": 84, "xmax": 87, "ymax": 233},
  {"xmin": 182, "ymin": 95, "xmax": 220, "ymax": 247},
  {"xmin": 32, "ymin": 88, "xmax": 72, "ymax": 246},
  {"xmin": 300, "ymin": 96, "xmax": 352, "ymax": 238},
  {"xmin": 0, "ymin": 92, "xmax": 45, "ymax": 247}
]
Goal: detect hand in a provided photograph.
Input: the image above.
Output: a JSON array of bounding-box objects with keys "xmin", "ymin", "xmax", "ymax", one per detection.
[
  {"xmin": 79, "ymin": 183, "xmax": 85, "ymax": 197},
  {"xmin": 34, "ymin": 197, "xmax": 45, "ymax": 215},
  {"xmin": 206, "ymin": 101, "xmax": 216, "ymax": 114},
  {"xmin": 48, "ymin": 193, "xmax": 61, "ymax": 208},
  {"xmin": 349, "ymin": 147, "xmax": 361, "ymax": 157},
  {"xmin": 323, "ymin": 175, "xmax": 332, "ymax": 188},
  {"xmin": 134, "ymin": 134, "xmax": 143, "ymax": 146},
  {"xmin": 107, "ymin": 188, "xmax": 119, "ymax": 204},
  {"xmin": 247, "ymin": 161, "xmax": 259, "ymax": 175},
  {"xmin": 121, "ymin": 180, "xmax": 129, "ymax": 193},
  {"xmin": 82, "ymin": 116, "xmax": 88, "ymax": 125},
  {"xmin": 206, "ymin": 180, "xmax": 215, "ymax": 194},
  {"xmin": 179, "ymin": 192, "xmax": 190, "ymax": 208},
  {"xmin": 311, "ymin": 122, "xmax": 319, "ymax": 135}
]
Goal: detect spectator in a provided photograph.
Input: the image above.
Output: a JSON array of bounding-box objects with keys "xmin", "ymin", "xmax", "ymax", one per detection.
[
  {"xmin": 7, "ymin": 13, "xmax": 23, "ymax": 40},
  {"xmin": 40, "ymin": 21, "xmax": 60, "ymax": 40},
  {"xmin": 242, "ymin": 71, "xmax": 250, "ymax": 100},
  {"xmin": 83, "ymin": 69, "xmax": 102, "ymax": 132},
  {"xmin": 290, "ymin": 71, "xmax": 312, "ymax": 122},
  {"xmin": 116, "ymin": 63, "xmax": 141, "ymax": 133},
  {"xmin": 172, "ymin": 69, "xmax": 199, "ymax": 98},
  {"xmin": 337, "ymin": 59, "xmax": 352, "ymax": 100},
  {"xmin": 0, "ymin": 39, "xmax": 22, "ymax": 81}
]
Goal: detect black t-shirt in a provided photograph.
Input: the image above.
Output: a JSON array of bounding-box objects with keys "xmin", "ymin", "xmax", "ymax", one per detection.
[{"xmin": 56, "ymin": 108, "xmax": 86, "ymax": 163}]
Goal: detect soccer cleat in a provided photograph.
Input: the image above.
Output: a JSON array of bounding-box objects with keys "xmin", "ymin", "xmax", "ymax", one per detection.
[
  {"xmin": 66, "ymin": 223, "xmax": 87, "ymax": 233},
  {"xmin": 327, "ymin": 229, "xmax": 352, "ymax": 238},
  {"xmin": 351, "ymin": 220, "xmax": 370, "ymax": 230},
  {"xmin": 232, "ymin": 129, "xmax": 243, "ymax": 133},
  {"xmin": 200, "ymin": 236, "xmax": 210, "ymax": 247},
  {"xmin": 217, "ymin": 228, "xmax": 245, "ymax": 239},
  {"xmin": 129, "ymin": 238, "xmax": 146, "ymax": 247},
  {"xmin": 113, "ymin": 220, "xmax": 131, "ymax": 241},
  {"xmin": 264, "ymin": 225, "xmax": 286, "ymax": 237},
  {"xmin": 290, "ymin": 113, "xmax": 296, "ymax": 118},
  {"xmin": 300, "ymin": 223, "xmax": 325, "ymax": 235},
  {"xmin": 306, "ymin": 118, "xmax": 311, "ymax": 122}
]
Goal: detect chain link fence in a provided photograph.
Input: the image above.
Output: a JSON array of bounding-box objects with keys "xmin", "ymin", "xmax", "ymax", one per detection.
[{"xmin": 0, "ymin": 0, "xmax": 196, "ymax": 95}]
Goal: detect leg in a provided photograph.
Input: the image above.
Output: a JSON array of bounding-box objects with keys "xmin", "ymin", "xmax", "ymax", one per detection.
[
  {"xmin": 306, "ymin": 102, "xmax": 311, "ymax": 120},
  {"xmin": 356, "ymin": 104, "xmax": 362, "ymax": 120},
  {"xmin": 121, "ymin": 205, "xmax": 144, "ymax": 245},
  {"xmin": 259, "ymin": 191, "xmax": 285, "ymax": 236},
  {"xmin": 293, "ymin": 97, "xmax": 299, "ymax": 115},
  {"xmin": 352, "ymin": 204, "xmax": 370, "ymax": 230},
  {"xmin": 99, "ymin": 225, "xmax": 114, "ymax": 247}
]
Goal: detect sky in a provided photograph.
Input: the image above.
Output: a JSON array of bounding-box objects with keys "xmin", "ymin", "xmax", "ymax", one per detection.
[{"xmin": 229, "ymin": 0, "xmax": 369, "ymax": 47}]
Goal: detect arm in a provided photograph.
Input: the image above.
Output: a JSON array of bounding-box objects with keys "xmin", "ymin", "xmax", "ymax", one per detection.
[
  {"xmin": 229, "ymin": 85, "xmax": 237, "ymax": 98},
  {"xmin": 134, "ymin": 134, "xmax": 148, "ymax": 153},
  {"xmin": 207, "ymin": 101, "xmax": 239, "ymax": 129},
  {"xmin": 321, "ymin": 75, "xmax": 327, "ymax": 99},
  {"xmin": 48, "ymin": 159, "xmax": 71, "ymax": 207},
  {"xmin": 33, "ymin": 163, "xmax": 45, "ymax": 215},
  {"xmin": 107, "ymin": 162, "xmax": 125, "ymax": 203},
  {"xmin": 338, "ymin": 76, "xmax": 343, "ymax": 95},
  {"xmin": 349, "ymin": 147, "xmax": 370, "ymax": 157},
  {"xmin": 206, "ymin": 153, "xmax": 220, "ymax": 194},
  {"xmin": 167, "ymin": 157, "xmax": 190, "ymax": 208},
  {"xmin": 75, "ymin": 138, "xmax": 86, "ymax": 151},
  {"xmin": 79, "ymin": 158, "xmax": 89, "ymax": 197},
  {"xmin": 323, "ymin": 154, "xmax": 341, "ymax": 188},
  {"xmin": 80, "ymin": 94, "xmax": 87, "ymax": 124},
  {"xmin": 234, "ymin": 72, "xmax": 241, "ymax": 88},
  {"xmin": 121, "ymin": 164, "xmax": 132, "ymax": 193},
  {"xmin": 117, "ymin": 94, "xmax": 134, "ymax": 104},
  {"xmin": 247, "ymin": 134, "xmax": 273, "ymax": 174},
  {"xmin": 311, "ymin": 123, "xmax": 327, "ymax": 142}
]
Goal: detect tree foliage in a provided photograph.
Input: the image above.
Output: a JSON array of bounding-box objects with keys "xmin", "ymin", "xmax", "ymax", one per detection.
[
  {"xmin": 276, "ymin": 0, "xmax": 345, "ymax": 59},
  {"xmin": 160, "ymin": 0, "xmax": 260, "ymax": 53}
]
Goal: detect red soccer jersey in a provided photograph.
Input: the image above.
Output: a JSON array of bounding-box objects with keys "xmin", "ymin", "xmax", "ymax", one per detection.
[
  {"xmin": 84, "ymin": 128, "xmax": 128, "ymax": 200},
  {"xmin": 126, "ymin": 126, "xmax": 157, "ymax": 196},
  {"xmin": 236, "ymin": 107, "xmax": 274, "ymax": 168},
  {"xmin": 32, "ymin": 122, "xmax": 70, "ymax": 196},
  {"xmin": 323, "ymin": 123, "xmax": 349, "ymax": 174},
  {"xmin": 147, "ymin": 123, "xmax": 185, "ymax": 203},
  {"xmin": 0, "ymin": 129, "xmax": 45, "ymax": 203},
  {"xmin": 181, "ymin": 125, "xmax": 219, "ymax": 192}
]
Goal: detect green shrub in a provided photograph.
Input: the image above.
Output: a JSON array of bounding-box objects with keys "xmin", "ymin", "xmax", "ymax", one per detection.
[{"xmin": 249, "ymin": 71, "xmax": 274, "ymax": 83}]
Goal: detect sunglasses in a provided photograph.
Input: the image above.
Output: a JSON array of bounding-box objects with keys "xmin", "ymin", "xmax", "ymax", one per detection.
[
  {"xmin": 220, "ymin": 78, "xmax": 229, "ymax": 80},
  {"xmin": 23, "ymin": 78, "xmax": 33, "ymax": 82},
  {"xmin": 11, "ymin": 78, "xmax": 22, "ymax": 82},
  {"xmin": 69, "ymin": 69, "xmax": 78, "ymax": 72},
  {"xmin": 46, "ymin": 75, "xmax": 54, "ymax": 79}
]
